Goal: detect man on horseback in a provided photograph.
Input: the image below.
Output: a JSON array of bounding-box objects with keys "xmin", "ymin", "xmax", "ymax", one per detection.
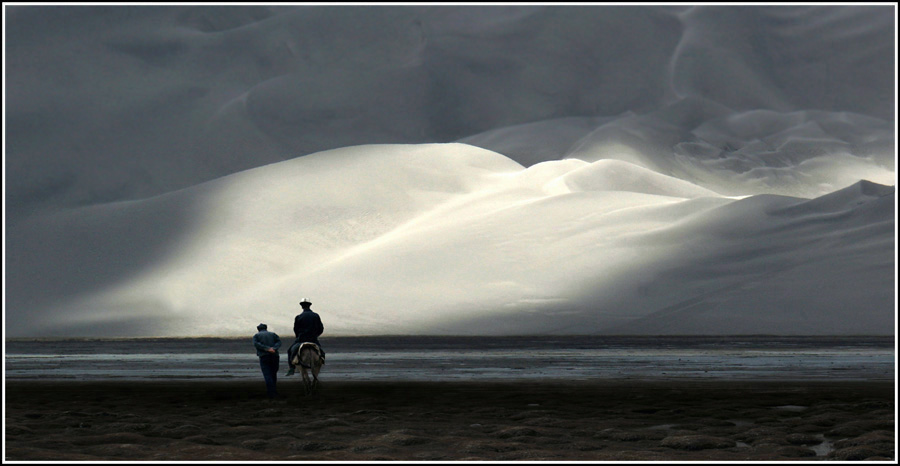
[{"xmin": 285, "ymin": 298, "xmax": 325, "ymax": 377}]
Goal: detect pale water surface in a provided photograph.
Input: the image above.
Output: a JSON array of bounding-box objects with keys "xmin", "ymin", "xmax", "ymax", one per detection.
[{"xmin": 4, "ymin": 336, "xmax": 894, "ymax": 382}]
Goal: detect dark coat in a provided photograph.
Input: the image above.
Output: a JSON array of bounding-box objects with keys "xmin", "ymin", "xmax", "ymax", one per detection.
[{"xmin": 293, "ymin": 308, "xmax": 324, "ymax": 342}]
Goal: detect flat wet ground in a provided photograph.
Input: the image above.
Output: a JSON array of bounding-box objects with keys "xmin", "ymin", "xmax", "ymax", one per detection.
[{"xmin": 5, "ymin": 336, "xmax": 894, "ymax": 381}]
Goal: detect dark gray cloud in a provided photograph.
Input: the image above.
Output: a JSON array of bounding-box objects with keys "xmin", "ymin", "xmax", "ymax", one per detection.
[{"xmin": 6, "ymin": 5, "xmax": 893, "ymax": 221}]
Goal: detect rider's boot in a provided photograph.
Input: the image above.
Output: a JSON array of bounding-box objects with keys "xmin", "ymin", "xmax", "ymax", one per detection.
[{"xmin": 285, "ymin": 366, "xmax": 295, "ymax": 376}]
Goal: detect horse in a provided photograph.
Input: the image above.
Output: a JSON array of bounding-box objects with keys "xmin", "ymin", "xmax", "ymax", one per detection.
[{"xmin": 290, "ymin": 342, "xmax": 323, "ymax": 395}]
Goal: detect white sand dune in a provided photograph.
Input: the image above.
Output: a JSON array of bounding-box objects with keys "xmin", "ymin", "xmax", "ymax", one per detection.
[
  {"xmin": 4, "ymin": 5, "xmax": 895, "ymax": 337},
  {"xmin": 6, "ymin": 143, "xmax": 894, "ymax": 336}
]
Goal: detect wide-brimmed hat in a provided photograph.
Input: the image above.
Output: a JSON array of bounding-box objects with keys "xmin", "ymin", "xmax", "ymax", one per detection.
[{"xmin": 299, "ymin": 298, "xmax": 312, "ymax": 305}]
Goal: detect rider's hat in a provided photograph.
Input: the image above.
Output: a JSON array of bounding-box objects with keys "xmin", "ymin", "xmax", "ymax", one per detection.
[
  {"xmin": 299, "ymin": 298, "xmax": 312, "ymax": 305},
  {"xmin": 257, "ymin": 323, "xmax": 267, "ymax": 330}
]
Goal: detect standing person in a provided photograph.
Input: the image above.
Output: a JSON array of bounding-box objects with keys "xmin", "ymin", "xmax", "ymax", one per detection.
[
  {"xmin": 286, "ymin": 298, "xmax": 325, "ymax": 376},
  {"xmin": 252, "ymin": 323, "xmax": 282, "ymax": 398}
]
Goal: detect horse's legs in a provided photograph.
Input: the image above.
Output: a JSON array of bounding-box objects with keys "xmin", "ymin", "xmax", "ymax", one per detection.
[
  {"xmin": 300, "ymin": 367, "xmax": 312, "ymax": 395},
  {"xmin": 311, "ymin": 365, "xmax": 320, "ymax": 392}
]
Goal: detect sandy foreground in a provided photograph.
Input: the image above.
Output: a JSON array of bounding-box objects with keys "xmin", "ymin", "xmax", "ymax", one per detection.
[{"xmin": 4, "ymin": 379, "xmax": 895, "ymax": 461}]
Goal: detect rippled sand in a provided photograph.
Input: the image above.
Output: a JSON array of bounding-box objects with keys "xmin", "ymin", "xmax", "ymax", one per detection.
[{"xmin": 5, "ymin": 380, "xmax": 894, "ymax": 461}]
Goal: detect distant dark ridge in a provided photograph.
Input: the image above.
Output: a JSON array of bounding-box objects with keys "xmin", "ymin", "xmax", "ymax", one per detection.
[{"xmin": 9, "ymin": 335, "xmax": 895, "ymax": 347}]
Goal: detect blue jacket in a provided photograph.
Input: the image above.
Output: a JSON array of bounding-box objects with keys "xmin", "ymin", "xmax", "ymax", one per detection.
[{"xmin": 253, "ymin": 330, "xmax": 282, "ymax": 357}]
